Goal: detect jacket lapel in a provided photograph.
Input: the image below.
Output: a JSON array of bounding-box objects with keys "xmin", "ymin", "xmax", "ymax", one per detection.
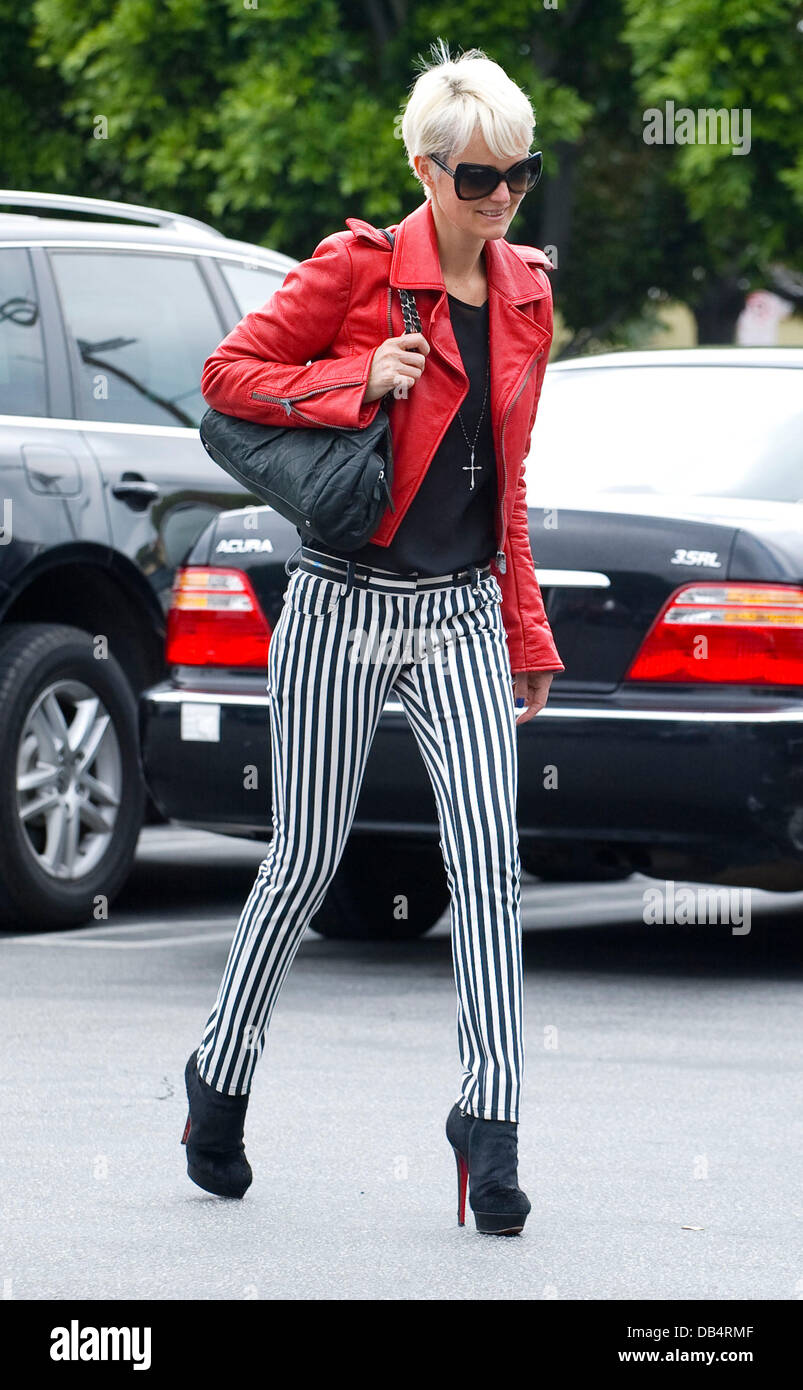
[
  {"xmin": 384, "ymin": 199, "xmax": 552, "ymax": 424},
  {"xmin": 345, "ymin": 198, "xmax": 553, "ymax": 486}
]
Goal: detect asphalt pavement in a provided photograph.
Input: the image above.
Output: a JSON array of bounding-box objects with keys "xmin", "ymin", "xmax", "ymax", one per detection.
[{"xmin": 1, "ymin": 826, "xmax": 801, "ymax": 1301}]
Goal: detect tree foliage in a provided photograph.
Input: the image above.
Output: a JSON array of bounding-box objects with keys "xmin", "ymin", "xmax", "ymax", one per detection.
[{"xmin": 0, "ymin": 0, "xmax": 797, "ymax": 348}]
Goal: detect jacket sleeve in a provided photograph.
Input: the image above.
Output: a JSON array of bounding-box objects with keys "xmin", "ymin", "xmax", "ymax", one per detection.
[
  {"xmin": 201, "ymin": 232, "xmax": 383, "ymax": 430},
  {"xmin": 497, "ymin": 273, "xmax": 565, "ymax": 676}
]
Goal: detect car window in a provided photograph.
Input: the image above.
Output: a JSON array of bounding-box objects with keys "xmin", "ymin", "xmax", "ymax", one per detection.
[
  {"xmin": 218, "ymin": 260, "xmax": 284, "ymax": 315},
  {"xmin": 526, "ymin": 364, "xmax": 803, "ymax": 505},
  {"xmin": 49, "ymin": 251, "xmax": 223, "ymax": 427},
  {"xmin": 0, "ymin": 248, "xmax": 47, "ymax": 416}
]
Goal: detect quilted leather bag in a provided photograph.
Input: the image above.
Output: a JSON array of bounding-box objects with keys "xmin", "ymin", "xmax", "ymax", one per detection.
[{"xmin": 199, "ymin": 229, "xmax": 421, "ymax": 551}]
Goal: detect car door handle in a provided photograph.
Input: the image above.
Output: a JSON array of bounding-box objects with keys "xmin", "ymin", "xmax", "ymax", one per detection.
[{"xmin": 111, "ymin": 474, "xmax": 160, "ymax": 509}]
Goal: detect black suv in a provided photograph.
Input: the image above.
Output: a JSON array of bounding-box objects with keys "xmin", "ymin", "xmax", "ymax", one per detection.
[{"xmin": 0, "ymin": 190, "xmax": 294, "ymax": 928}]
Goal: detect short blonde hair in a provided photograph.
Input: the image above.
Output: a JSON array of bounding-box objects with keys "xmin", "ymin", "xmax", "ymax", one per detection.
[{"xmin": 400, "ymin": 38, "xmax": 536, "ymax": 198}]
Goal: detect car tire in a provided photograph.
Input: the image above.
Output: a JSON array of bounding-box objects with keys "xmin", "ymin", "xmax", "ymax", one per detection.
[
  {"xmin": 0, "ymin": 623, "xmax": 145, "ymax": 930},
  {"xmin": 309, "ymin": 836, "xmax": 450, "ymax": 941}
]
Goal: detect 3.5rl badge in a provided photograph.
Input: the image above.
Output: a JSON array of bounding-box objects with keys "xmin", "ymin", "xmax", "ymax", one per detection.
[{"xmin": 669, "ymin": 548, "xmax": 722, "ymax": 568}]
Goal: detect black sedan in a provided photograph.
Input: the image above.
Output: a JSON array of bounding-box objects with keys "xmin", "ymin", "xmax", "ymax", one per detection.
[{"xmin": 140, "ymin": 348, "xmax": 803, "ymax": 937}]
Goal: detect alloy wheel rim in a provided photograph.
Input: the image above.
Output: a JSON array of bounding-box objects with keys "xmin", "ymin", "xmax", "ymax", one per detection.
[{"xmin": 16, "ymin": 679, "xmax": 122, "ymax": 881}]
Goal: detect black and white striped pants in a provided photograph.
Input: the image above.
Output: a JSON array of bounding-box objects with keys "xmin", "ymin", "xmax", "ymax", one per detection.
[{"xmin": 196, "ymin": 547, "xmax": 525, "ymax": 1122}]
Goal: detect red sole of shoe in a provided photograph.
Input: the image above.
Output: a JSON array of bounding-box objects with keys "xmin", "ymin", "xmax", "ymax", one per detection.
[{"xmin": 451, "ymin": 1146, "xmax": 469, "ymax": 1227}]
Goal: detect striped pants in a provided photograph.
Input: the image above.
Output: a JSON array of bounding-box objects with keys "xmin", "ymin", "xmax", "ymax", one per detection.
[{"xmin": 195, "ymin": 548, "xmax": 525, "ymax": 1122}]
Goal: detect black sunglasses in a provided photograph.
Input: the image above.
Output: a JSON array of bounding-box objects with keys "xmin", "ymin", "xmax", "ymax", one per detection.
[{"xmin": 428, "ymin": 151, "xmax": 543, "ymax": 200}]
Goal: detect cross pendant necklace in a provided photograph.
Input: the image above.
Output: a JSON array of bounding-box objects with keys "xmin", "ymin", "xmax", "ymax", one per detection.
[
  {"xmin": 463, "ymin": 447, "xmax": 481, "ymax": 489},
  {"xmin": 457, "ymin": 356, "xmax": 490, "ymax": 490}
]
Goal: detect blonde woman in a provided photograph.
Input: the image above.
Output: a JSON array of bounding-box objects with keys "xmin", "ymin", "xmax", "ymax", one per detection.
[{"xmin": 182, "ymin": 39, "xmax": 563, "ymax": 1236}]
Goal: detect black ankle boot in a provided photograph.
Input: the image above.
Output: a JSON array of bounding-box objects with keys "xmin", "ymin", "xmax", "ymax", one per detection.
[
  {"xmin": 467, "ymin": 1117, "xmax": 530, "ymax": 1235},
  {"xmin": 181, "ymin": 1050, "xmax": 252, "ymax": 1199}
]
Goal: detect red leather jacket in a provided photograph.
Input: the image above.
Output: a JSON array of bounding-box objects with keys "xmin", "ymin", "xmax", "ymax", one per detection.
[{"xmin": 201, "ymin": 197, "xmax": 564, "ymax": 674}]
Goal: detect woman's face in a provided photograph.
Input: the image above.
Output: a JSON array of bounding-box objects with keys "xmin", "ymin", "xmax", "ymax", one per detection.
[{"xmin": 420, "ymin": 130, "xmax": 532, "ymax": 241}]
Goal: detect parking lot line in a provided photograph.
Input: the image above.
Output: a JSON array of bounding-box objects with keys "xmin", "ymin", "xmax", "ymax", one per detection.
[{"xmin": 4, "ymin": 918, "xmax": 236, "ymax": 948}]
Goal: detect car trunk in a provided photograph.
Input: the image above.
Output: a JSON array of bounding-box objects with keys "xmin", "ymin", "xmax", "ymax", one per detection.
[{"xmin": 529, "ymin": 506, "xmax": 745, "ymax": 690}]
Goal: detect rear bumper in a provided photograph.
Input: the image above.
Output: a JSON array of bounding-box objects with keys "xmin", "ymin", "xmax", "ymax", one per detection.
[
  {"xmin": 139, "ymin": 683, "xmax": 803, "ymax": 888},
  {"xmin": 140, "ymin": 683, "xmax": 273, "ymax": 839},
  {"xmin": 513, "ymin": 697, "xmax": 803, "ymax": 889}
]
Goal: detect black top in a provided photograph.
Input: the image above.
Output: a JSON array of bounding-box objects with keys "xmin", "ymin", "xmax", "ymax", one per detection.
[{"xmin": 302, "ymin": 293, "xmax": 497, "ymax": 576}]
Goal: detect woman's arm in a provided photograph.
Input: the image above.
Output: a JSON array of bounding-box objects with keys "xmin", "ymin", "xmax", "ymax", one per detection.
[{"xmin": 201, "ymin": 232, "xmax": 383, "ymax": 431}]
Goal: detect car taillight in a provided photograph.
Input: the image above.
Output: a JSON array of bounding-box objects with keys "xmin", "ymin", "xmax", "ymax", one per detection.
[
  {"xmin": 625, "ymin": 583, "xmax": 803, "ymax": 686},
  {"xmin": 166, "ymin": 567, "xmax": 272, "ymax": 667}
]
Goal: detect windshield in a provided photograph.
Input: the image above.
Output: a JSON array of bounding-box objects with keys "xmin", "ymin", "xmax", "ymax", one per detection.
[{"xmin": 525, "ymin": 364, "xmax": 803, "ymax": 506}]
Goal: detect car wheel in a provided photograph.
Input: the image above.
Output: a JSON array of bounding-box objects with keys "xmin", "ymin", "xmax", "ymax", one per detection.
[
  {"xmin": 309, "ymin": 836, "xmax": 450, "ymax": 941},
  {"xmin": 0, "ymin": 623, "xmax": 145, "ymax": 929}
]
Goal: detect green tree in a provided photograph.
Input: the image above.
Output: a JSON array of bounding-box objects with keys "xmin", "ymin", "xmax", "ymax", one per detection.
[
  {"xmin": 3, "ymin": 0, "xmax": 798, "ymax": 349},
  {"xmin": 0, "ymin": 0, "xmax": 82, "ymax": 188},
  {"xmin": 622, "ymin": 0, "xmax": 803, "ymax": 341}
]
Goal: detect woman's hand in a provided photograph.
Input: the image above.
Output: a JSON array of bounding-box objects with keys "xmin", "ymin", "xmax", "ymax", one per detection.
[
  {"xmin": 512, "ymin": 670, "xmax": 555, "ymax": 725},
  {"xmin": 363, "ymin": 332, "xmax": 430, "ymax": 403}
]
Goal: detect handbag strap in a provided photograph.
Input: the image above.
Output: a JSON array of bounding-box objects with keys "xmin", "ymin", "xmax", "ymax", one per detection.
[{"xmin": 380, "ymin": 228, "xmax": 422, "ymax": 335}]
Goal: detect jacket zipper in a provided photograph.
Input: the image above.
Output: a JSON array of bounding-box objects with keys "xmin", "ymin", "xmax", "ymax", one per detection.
[
  {"xmin": 495, "ymin": 352, "xmax": 543, "ymax": 575},
  {"xmin": 250, "ymin": 381, "xmax": 395, "ymax": 512},
  {"xmin": 250, "ymin": 381, "xmax": 366, "ymax": 410}
]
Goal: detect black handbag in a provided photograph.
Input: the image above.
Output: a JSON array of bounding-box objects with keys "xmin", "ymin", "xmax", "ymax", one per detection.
[{"xmin": 199, "ymin": 228, "xmax": 422, "ymax": 552}]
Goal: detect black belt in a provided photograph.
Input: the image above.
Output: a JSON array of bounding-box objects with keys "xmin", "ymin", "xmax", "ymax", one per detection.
[{"xmin": 287, "ymin": 544, "xmax": 493, "ymax": 595}]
